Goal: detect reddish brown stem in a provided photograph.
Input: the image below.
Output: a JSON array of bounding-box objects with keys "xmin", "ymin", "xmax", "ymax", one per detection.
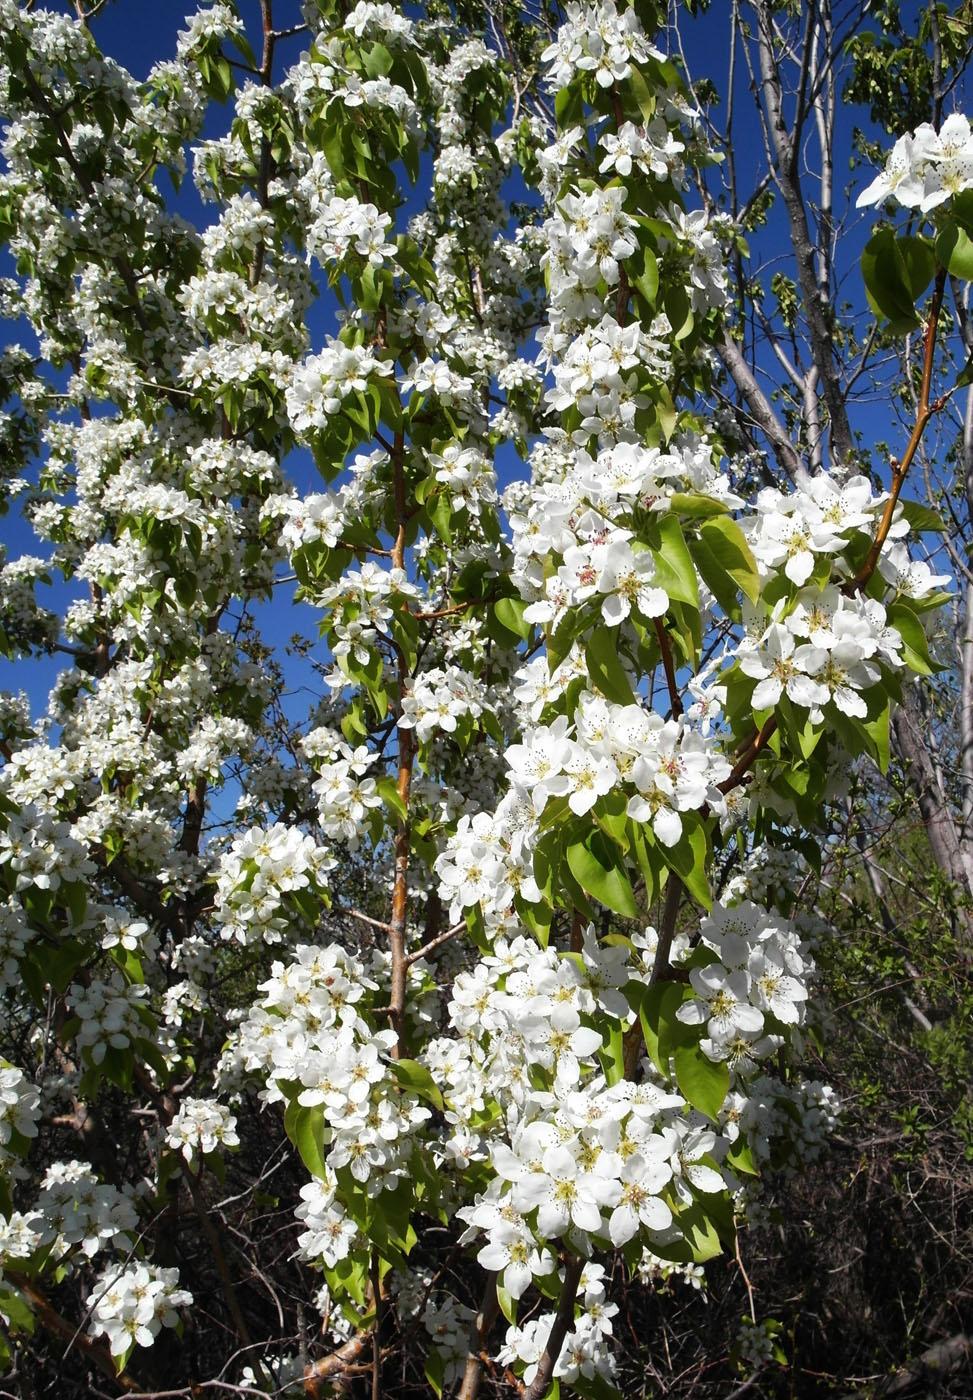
[
  {"xmin": 521, "ymin": 1256, "xmax": 584, "ymax": 1400},
  {"xmin": 388, "ymin": 427, "xmax": 412, "ymax": 1059},
  {"xmin": 850, "ymin": 267, "xmax": 947, "ymax": 593},
  {"xmin": 718, "ymin": 715, "xmax": 779, "ymax": 797},
  {"xmin": 623, "ymin": 874, "xmax": 683, "ymax": 1077},
  {"xmin": 654, "ymin": 618, "xmax": 683, "ymax": 719},
  {"xmin": 304, "ymin": 1329, "xmax": 375, "ymax": 1397}
]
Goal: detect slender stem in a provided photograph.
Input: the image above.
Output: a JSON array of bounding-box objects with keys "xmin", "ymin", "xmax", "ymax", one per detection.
[
  {"xmin": 388, "ymin": 427, "xmax": 412, "ymax": 1058},
  {"xmin": 653, "ymin": 618, "xmax": 683, "ymax": 719},
  {"xmin": 623, "ymin": 875, "xmax": 683, "ymax": 1077},
  {"xmin": 370, "ymin": 1249, "xmax": 384, "ymax": 1400},
  {"xmin": 405, "ymin": 922, "xmax": 464, "ymax": 966},
  {"xmin": 455, "ymin": 1273, "xmax": 501, "ymax": 1400},
  {"xmin": 718, "ymin": 715, "xmax": 778, "ymax": 797},
  {"xmin": 850, "ymin": 268, "xmax": 948, "ymax": 593},
  {"xmin": 521, "ymin": 1256, "xmax": 584, "ymax": 1400}
]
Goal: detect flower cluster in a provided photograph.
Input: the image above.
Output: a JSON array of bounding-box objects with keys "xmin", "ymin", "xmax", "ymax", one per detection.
[
  {"xmin": 213, "ymin": 823, "xmax": 335, "ymax": 945},
  {"xmin": 857, "ymin": 113, "xmax": 973, "ymax": 212},
  {"xmin": 166, "ymin": 1098, "xmax": 240, "ymax": 1164},
  {"xmin": 87, "ymin": 1262, "xmax": 193, "ymax": 1358}
]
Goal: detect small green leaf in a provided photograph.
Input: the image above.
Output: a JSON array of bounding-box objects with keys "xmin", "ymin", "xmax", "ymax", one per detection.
[
  {"xmin": 861, "ymin": 227, "xmax": 921, "ymax": 331},
  {"xmin": 661, "ymin": 817, "xmax": 712, "ymax": 911},
  {"xmin": 650, "ymin": 515, "xmax": 698, "ymax": 609},
  {"xmin": 673, "ymin": 1044, "xmax": 729, "ymax": 1120},
  {"xmin": 493, "ymin": 595, "xmax": 531, "ymax": 641},
  {"xmin": 292, "ymin": 1105, "xmax": 329, "ymax": 1179},
  {"xmin": 585, "ymin": 629, "xmax": 635, "ymax": 705},
  {"xmin": 898, "ymin": 499, "xmax": 947, "ymax": 533},
  {"xmin": 697, "ymin": 515, "xmax": 761, "ymax": 605},
  {"xmin": 669, "ymin": 492, "xmax": 729, "ymax": 519},
  {"xmin": 896, "ymin": 234, "xmax": 936, "ymax": 298},
  {"xmin": 936, "ymin": 220, "xmax": 973, "ymax": 281},
  {"xmin": 390, "ymin": 1058, "xmax": 444, "ymax": 1111},
  {"xmin": 566, "ymin": 831, "xmax": 638, "ymax": 918},
  {"xmin": 887, "ymin": 601, "xmax": 938, "ymax": 675},
  {"xmin": 496, "ymin": 1282, "xmax": 517, "ymax": 1325},
  {"xmin": 633, "ymin": 246, "xmax": 658, "ymax": 308}
]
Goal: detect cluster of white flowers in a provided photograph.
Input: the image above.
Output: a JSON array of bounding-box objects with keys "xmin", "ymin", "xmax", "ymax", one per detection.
[
  {"xmin": 544, "ymin": 186, "xmax": 637, "ymax": 328},
  {"xmin": 28, "ymin": 1160, "xmax": 138, "ymax": 1261},
  {"xmin": 309, "ymin": 741, "xmax": 382, "ymax": 847},
  {"xmin": 286, "ymin": 341, "xmax": 392, "ymax": 433},
  {"xmin": 226, "ymin": 943, "xmax": 432, "ymax": 1255},
  {"xmin": 677, "ymin": 901, "xmax": 813, "ymax": 1065},
  {"xmin": 495, "ymin": 1264, "xmax": 619, "ymax": 1385},
  {"xmin": 87, "ymin": 1262, "xmax": 192, "ymax": 1358},
  {"xmin": 0, "ymin": 1065, "xmax": 40, "ymax": 1157},
  {"xmin": 68, "ymin": 977, "xmax": 151, "ymax": 1065},
  {"xmin": 508, "ymin": 435, "xmax": 735, "ymax": 616},
  {"xmin": 600, "ymin": 118, "xmax": 686, "ymax": 184},
  {"xmin": 306, "ymin": 194, "xmax": 393, "ymax": 269},
  {"xmin": 398, "ymin": 666, "xmax": 486, "ymax": 746},
  {"xmin": 541, "ymin": 0, "xmax": 662, "ymax": 92},
  {"xmin": 315, "ymin": 563, "xmax": 418, "ymax": 667},
  {"xmin": 857, "ymin": 113, "xmax": 973, "ymax": 212},
  {"xmin": 735, "ymin": 586, "xmax": 904, "ymax": 720},
  {"xmin": 0, "ymin": 805, "xmax": 93, "ymax": 892},
  {"xmin": 166, "ymin": 1098, "xmax": 240, "ymax": 1164},
  {"xmin": 427, "ymin": 444, "xmax": 498, "ymax": 517},
  {"xmin": 214, "ymin": 823, "xmax": 336, "ymax": 946}
]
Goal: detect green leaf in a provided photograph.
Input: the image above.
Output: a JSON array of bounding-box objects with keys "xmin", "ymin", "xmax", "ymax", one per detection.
[
  {"xmin": 496, "ymin": 1282, "xmax": 517, "ymax": 1325},
  {"xmin": 566, "ymin": 830, "xmax": 638, "ymax": 918},
  {"xmin": 390, "ymin": 1058, "xmax": 444, "ymax": 1111},
  {"xmin": 898, "ymin": 499, "xmax": 946, "ymax": 533},
  {"xmin": 697, "ymin": 515, "xmax": 761, "ymax": 605},
  {"xmin": 425, "ymin": 1344, "xmax": 446, "ymax": 1398},
  {"xmin": 896, "ymin": 234, "xmax": 936, "ymax": 298},
  {"xmin": 633, "ymin": 246, "xmax": 658, "ymax": 308},
  {"xmin": 650, "ymin": 514, "xmax": 698, "ymax": 609},
  {"xmin": 673, "ymin": 1044, "xmax": 729, "ymax": 1120},
  {"xmin": 377, "ymin": 775, "xmax": 407, "ymax": 821},
  {"xmin": 292, "ymin": 1105, "xmax": 329, "ymax": 1179},
  {"xmin": 887, "ymin": 601, "xmax": 938, "ymax": 675},
  {"xmin": 585, "ymin": 629, "xmax": 635, "ymax": 705},
  {"xmin": 726, "ymin": 1139, "xmax": 758, "ymax": 1176},
  {"xmin": 936, "ymin": 220, "xmax": 973, "ymax": 281},
  {"xmin": 862, "ymin": 694, "xmax": 891, "ymax": 773},
  {"xmin": 638, "ymin": 981, "xmax": 692, "ymax": 1076},
  {"xmin": 598, "ymin": 1019, "xmax": 625, "ymax": 1087},
  {"xmin": 0, "ymin": 1284, "xmax": 35, "ymax": 1334},
  {"xmin": 861, "ymin": 227, "xmax": 921, "ymax": 331},
  {"xmin": 628, "ymin": 65, "xmax": 655, "ymax": 124},
  {"xmin": 669, "ymin": 492, "xmax": 729, "ymax": 519},
  {"xmin": 493, "ymin": 595, "xmax": 531, "ymax": 641},
  {"xmin": 661, "ymin": 817, "xmax": 712, "ymax": 911},
  {"xmin": 676, "ymin": 1197, "xmax": 728, "ymax": 1262}
]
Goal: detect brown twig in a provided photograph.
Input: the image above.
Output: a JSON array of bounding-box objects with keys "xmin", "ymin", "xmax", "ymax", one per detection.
[
  {"xmin": 14, "ymin": 1278, "xmax": 142, "ymax": 1389},
  {"xmin": 521, "ymin": 1256, "xmax": 584, "ymax": 1400},
  {"xmin": 718, "ymin": 715, "xmax": 779, "ymax": 797},
  {"xmin": 304, "ymin": 1329, "xmax": 376, "ymax": 1397},
  {"xmin": 850, "ymin": 267, "xmax": 948, "ymax": 593},
  {"xmin": 623, "ymin": 874, "xmax": 683, "ymax": 1077},
  {"xmin": 455, "ymin": 1273, "xmax": 501, "ymax": 1400},
  {"xmin": 654, "ymin": 618, "xmax": 684, "ymax": 719}
]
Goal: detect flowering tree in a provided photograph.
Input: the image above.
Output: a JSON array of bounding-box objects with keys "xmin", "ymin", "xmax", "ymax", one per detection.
[{"xmin": 0, "ymin": 0, "xmax": 970, "ymax": 1395}]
